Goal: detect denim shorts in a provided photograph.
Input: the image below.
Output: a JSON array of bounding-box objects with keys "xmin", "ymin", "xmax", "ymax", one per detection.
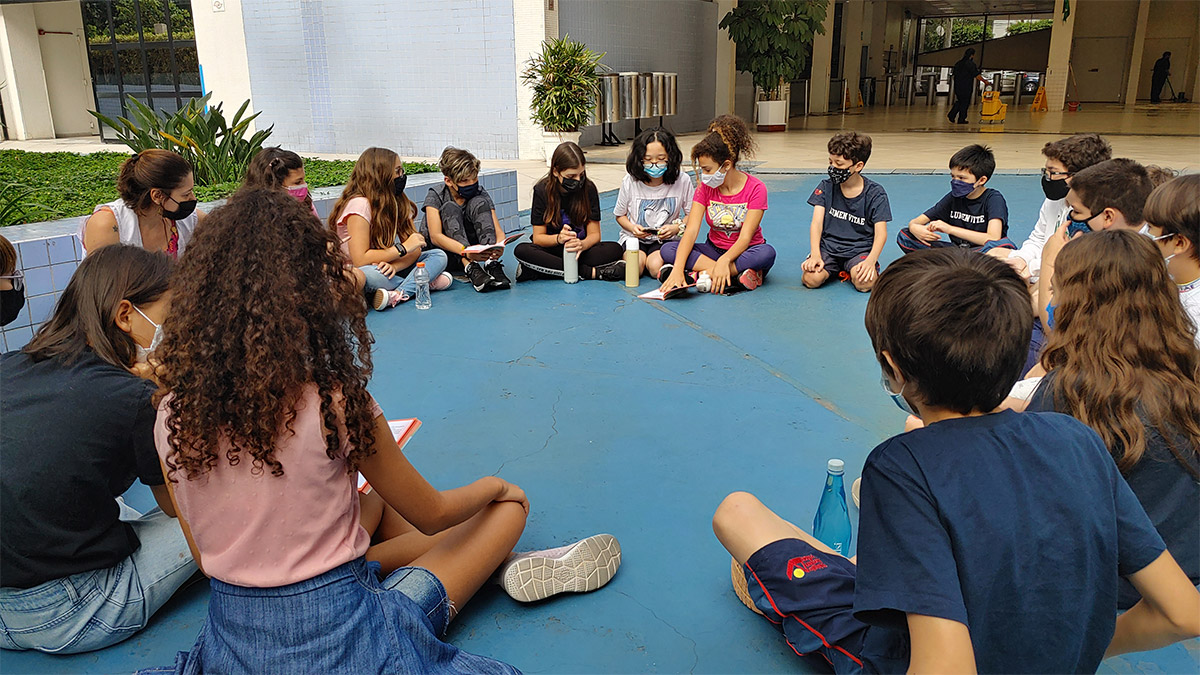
[{"xmin": 143, "ymin": 557, "xmax": 517, "ymax": 675}]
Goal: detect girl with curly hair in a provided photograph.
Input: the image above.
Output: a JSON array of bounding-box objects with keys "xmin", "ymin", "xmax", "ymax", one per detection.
[
  {"xmin": 81, "ymin": 149, "xmax": 205, "ymax": 258},
  {"xmin": 659, "ymin": 115, "xmax": 775, "ymax": 295},
  {"xmin": 0, "ymin": 245, "xmax": 196, "ymax": 653},
  {"xmin": 330, "ymin": 147, "xmax": 453, "ymax": 311},
  {"xmin": 152, "ymin": 188, "xmax": 619, "ymax": 672},
  {"xmin": 1026, "ymin": 229, "xmax": 1200, "ymax": 609}
]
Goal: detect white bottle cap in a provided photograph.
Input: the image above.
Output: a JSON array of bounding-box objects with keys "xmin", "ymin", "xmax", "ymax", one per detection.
[
  {"xmin": 626, "ymin": 238, "xmax": 639, "ymax": 252},
  {"xmin": 827, "ymin": 459, "xmax": 845, "ymax": 475}
]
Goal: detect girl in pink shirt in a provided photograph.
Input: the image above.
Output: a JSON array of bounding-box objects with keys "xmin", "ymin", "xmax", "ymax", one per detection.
[
  {"xmin": 660, "ymin": 115, "xmax": 776, "ymax": 295},
  {"xmin": 150, "ymin": 188, "xmax": 620, "ymax": 673}
]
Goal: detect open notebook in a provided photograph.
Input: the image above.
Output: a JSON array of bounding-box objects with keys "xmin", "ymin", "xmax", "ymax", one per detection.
[
  {"xmin": 463, "ymin": 231, "xmax": 527, "ymax": 256},
  {"xmin": 357, "ymin": 418, "xmax": 422, "ymax": 493}
]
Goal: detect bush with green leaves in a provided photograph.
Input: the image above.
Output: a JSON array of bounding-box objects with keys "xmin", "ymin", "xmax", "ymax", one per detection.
[
  {"xmin": 0, "ymin": 150, "xmax": 436, "ymax": 227},
  {"xmin": 1007, "ymin": 19, "xmax": 1053, "ymax": 35},
  {"xmin": 720, "ymin": 1, "xmax": 829, "ymax": 101},
  {"xmin": 521, "ymin": 35, "xmax": 606, "ymax": 132},
  {"xmin": 90, "ymin": 93, "xmax": 273, "ymax": 187}
]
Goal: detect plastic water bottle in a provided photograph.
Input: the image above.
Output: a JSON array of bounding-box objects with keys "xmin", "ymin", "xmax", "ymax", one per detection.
[
  {"xmin": 813, "ymin": 459, "xmax": 853, "ymax": 556},
  {"xmin": 563, "ymin": 244, "xmax": 579, "ymax": 284},
  {"xmin": 624, "ymin": 238, "xmax": 640, "ymax": 287},
  {"xmin": 413, "ymin": 262, "xmax": 431, "ymax": 310}
]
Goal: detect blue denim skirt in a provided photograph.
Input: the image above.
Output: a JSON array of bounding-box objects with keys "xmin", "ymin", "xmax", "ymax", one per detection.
[{"xmin": 149, "ymin": 557, "xmax": 518, "ymax": 674}]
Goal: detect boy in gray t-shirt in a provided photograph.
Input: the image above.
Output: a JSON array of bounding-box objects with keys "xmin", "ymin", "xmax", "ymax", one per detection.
[{"xmin": 421, "ymin": 147, "xmax": 510, "ymax": 292}]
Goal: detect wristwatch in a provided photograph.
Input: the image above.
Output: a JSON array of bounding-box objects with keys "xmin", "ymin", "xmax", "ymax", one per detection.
[{"xmin": 395, "ymin": 242, "xmax": 407, "ymax": 258}]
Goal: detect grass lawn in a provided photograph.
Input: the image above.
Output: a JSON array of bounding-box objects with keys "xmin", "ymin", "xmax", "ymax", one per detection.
[{"xmin": 0, "ymin": 150, "xmax": 438, "ymax": 227}]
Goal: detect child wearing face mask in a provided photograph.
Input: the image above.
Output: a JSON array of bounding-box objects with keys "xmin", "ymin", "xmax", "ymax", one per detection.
[
  {"xmin": 896, "ymin": 144, "xmax": 1012, "ymax": 254},
  {"xmin": 421, "ymin": 146, "xmax": 512, "ymax": 293},
  {"xmin": 1143, "ymin": 175, "xmax": 1200, "ymax": 347},
  {"xmin": 512, "ymin": 141, "xmax": 625, "ymax": 282},
  {"xmin": 82, "ymin": 149, "xmax": 206, "ymax": 259},
  {"xmin": 801, "ymin": 132, "xmax": 891, "ymax": 293},
  {"xmin": 330, "ymin": 147, "xmax": 452, "ymax": 310},
  {"xmin": 659, "ymin": 115, "xmax": 775, "ymax": 295},
  {"xmin": 614, "ymin": 128, "xmax": 694, "ymax": 279},
  {"xmin": 0, "ymin": 245, "xmax": 197, "ymax": 654}
]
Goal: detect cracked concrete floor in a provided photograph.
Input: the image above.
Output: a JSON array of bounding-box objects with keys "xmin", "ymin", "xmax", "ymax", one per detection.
[{"xmin": 7, "ymin": 175, "xmax": 1196, "ymax": 674}]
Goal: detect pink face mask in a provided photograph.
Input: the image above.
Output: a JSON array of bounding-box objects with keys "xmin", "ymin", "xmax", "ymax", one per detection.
[{"xmin": 285, "ymin": 184, "xmax": 309, "ymax": 202}]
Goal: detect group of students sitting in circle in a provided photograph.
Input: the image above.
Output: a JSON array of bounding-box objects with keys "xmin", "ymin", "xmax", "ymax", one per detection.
[{"xmin": 0, "ymin": 110, "xmax": 1198, "ymax": 673}]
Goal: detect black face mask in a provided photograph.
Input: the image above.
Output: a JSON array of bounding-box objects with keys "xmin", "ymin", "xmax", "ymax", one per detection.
[
  {"xmin": 161, "ymin": 196, "xmax": 197, "ymax": 221},
  {"xmin": 1041, "ymin": 176, "xmax": 1070, "ymax": 201},
  {"xmin": 1, "ymin": 284, "xmax": 25, "ymax": 327},
  {"xmin": 827, "ymin": 165, "xmax": 853, "ymax": 185},
  {"xmin": 456, "ymin": 182, "xmax": 481, "ymax": 200},
  {"xmin": 560, "ymin": 177, "xmax": 583, "ymax": 192},
  {"xmin": 393, "ymin": 174, "xmax": 408, "ymax": 196}
]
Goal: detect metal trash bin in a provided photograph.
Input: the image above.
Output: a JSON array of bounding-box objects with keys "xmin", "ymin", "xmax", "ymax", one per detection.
[
  {"xmin": 662, "ymin": 73, "xmax": 677, "ymax": 115},
  {"xmin": 618, "ymin": 72, "xmax": 640, "ymax": 120},
  {"xmin": 637, "ymin": 72, "xmax": 654, "ymax": 118},
  {"xmin": 598, "ymin": 73, "xmax": 620, "ymax": 122},
  {"xmin": 651, "ymin": 72, "xmax": 666, "ymax": 117}
]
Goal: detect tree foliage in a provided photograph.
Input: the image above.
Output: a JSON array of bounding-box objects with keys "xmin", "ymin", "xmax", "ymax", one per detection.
[
  {"xmin": 921, "ymin": 18, "xmax": 993, "ymax": 53},
  {"xmin": 1006, "ymin": 19, "xmax": 1053, "ymax": 35},
  {"xmin": 720, "ymin": 0, "xmax": 829, "ymax": 100}
]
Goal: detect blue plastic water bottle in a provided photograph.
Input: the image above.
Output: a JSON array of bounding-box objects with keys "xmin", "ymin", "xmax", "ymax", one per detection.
[{"xmin": 813, "ymin": 459, "xmax": 853, "ymax": 556}]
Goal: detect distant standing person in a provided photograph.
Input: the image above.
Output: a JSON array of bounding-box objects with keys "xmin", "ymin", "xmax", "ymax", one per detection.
[
  {"xmin": 947, "ymin": 48, "xmax": 988, "ymax": 125},
  {"xmin": 1150, "ymin": 51, "xmax": 1171, "ymax": 103}
]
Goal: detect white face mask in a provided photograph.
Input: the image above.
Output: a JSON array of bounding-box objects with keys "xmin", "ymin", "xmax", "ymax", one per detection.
[
  {"xmin": 132, "ymin": 305, "xmax": 164, "ymax": 364},
  {"xmin": 700, "ymin": 167, "xmax": 727, "ymax": 189}
]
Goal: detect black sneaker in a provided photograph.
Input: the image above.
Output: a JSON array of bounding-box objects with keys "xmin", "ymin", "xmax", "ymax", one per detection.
[
  {"xmin": 465, "ymin": 262, "xmax": 494, "ymax": 292},
  {"xmin": 656, "ymin": 263, "xmax": 674, "ymax": 283},
  {"xmin": 514, "ymin": 262, "xmax": 538, "ymax": 283},
  {"xmin": 485, "ymin": 261, "xmax": 512, "ymax": 290},
  {"xmin": 594, "ymin": 260, "xmax": 626, "ymax": 282}
]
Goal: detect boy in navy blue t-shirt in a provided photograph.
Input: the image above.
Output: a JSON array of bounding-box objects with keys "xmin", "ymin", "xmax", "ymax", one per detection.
[
  {"xmin": 898, "ymin": 144, "xmax": 1014, "ymax": 253},
  {"xmin": 802, "ymin": 132, "xmax": 892, "ymax": 293},
  {"xmin": 713, "ymin": 249, "xmax": 1200, "ymax": 673}
]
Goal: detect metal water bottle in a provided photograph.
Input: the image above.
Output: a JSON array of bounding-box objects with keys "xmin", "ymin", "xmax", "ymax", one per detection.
[
  {"xmin": 624, "ymin": 238, "xmax": 639, "ymax": 287},
  {"xmin": 563, "ymin": 239, "xmax": 579, "ymax": 284}
]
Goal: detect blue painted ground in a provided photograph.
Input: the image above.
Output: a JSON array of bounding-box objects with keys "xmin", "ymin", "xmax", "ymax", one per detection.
[{"xmin": 5, "ymin": 174, "xmax": 1197, "ymax": 674}]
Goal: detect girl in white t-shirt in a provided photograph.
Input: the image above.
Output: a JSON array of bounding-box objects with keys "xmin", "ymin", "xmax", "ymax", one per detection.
[{"xmin": 614, "ymin": 128, "xmax": 694, "ymax": 279}]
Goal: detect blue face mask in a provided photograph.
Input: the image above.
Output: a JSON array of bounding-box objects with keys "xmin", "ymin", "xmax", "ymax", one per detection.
[
  {"xmin": 881, "ymin": 373, "xmax": 917, "ymax": 416},
  {"xmin": 1066, "ymin": 211, "xmax": 1099, "ymax": 238},
  {"xmin": 644, "ymin": 163, "xmax": 668, "ymax": 179},
  {"xmin": 1046, "ymin": 301, "xmax": 1056, "ymax": 329},
  {"xmin": 950, "ymin": 179, "xmax": 977, "ymax": 198}
]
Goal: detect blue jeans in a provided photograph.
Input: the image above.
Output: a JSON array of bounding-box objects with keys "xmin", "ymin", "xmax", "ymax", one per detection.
[
  {"xmin": 140, "ymin": 558, "xmax": 518, "ymax": 675},
  {"xmin": 359, "ymin": 249, "xmax": 448, "ymax": 297},
  {"xmin": 0, "ymin": 501, "xmax": 196, "ymax": 654}
]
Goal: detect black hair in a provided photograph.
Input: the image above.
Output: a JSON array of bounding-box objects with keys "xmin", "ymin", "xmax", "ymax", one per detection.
[
  {"xmin": 964, "ymin": 48, "xmax": 976, "ymax": 58},
  {"xmin": 950, "ymin": 144, "xmax": 996, "ymax": 180},
  {"xmin": 626, "ymin": 127, "xmax": 683, "ymax": 185},
  {"xmin": 865, "ymin": 248, "xmax": 1031, "ymax": 415}
]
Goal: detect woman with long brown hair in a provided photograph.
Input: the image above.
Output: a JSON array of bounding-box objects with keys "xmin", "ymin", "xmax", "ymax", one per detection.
[
  {"xmin": 81, "ymin": 149, "xmax": 205, "ymax": 258},
  {"xmin": 0, "ymin": 245, "xmax": 196, "ymax": 653},
  {"xmin": 330, "ymin": 147, "xmax": 452, "ymax": 310},
  {"xmin": 512, "ymin": 141, "xmax": 625, "ymax": 282},
  {"xmin": 1027, "ymin": 228, "xmax": 1200, "ymax": 608},
  {"xmin": 152, "ymin": 188, "xmax": 619, "ymax": 672}
]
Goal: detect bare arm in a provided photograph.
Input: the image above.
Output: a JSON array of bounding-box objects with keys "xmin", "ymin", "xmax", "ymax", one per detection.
[
  {"xmin": 346, "ymin": 214, "xmax": 420, "ymax": 268},
  {"xmin": 932, "ymin": 217, "xmax": 1003, "ymax": 247},
  {"xmin": 530, "ymin": 224, "xmax": 560, "ymax": 248},
  {"xmin": 1106, "ymin": 550, "xmax": 1200, "ymax": 658},
  {"xmin": 82, "ymin": 208, "xmax": 122, "ymax": 253},
  {"xmin": 577, "ymin": 222, "xmax": 602, "ymax": 252},
  {"xmin": 866, "ymin": 220, "xmax": 888, "ymax": 264},
  {"xmin": 357, "ymin": 415, "xmax": 513, "ymax": 535},
  {"xmin": 808, "ymin": 206, "xmax": 825, "ymax": 257},
  {"xmin": 425, "ymin": 206, "xmax": 465, "ymax": 257},
  {"xmin": 157, "ymin": 458, "xmax": 205, "ymax": 575},
  {"xmin": 150, "ymin": 484, "xmax": 177, "ymax": 518},
  {"xmin": 1037, "ymin": 224, "xmax": 1069, "ymax": 326},
  {"xmin": 908, "ymin": 213, "xmax": 932, "ymax": 228},
  {"xmin": 906, "ymin": 614, "xmax": 978, "ymax": 674}
]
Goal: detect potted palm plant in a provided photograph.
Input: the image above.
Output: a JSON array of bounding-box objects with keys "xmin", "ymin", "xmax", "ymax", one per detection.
[
  {"xmin": 521, "ymin": 35, "xmax": 606, "ymax": 164},
  {"xmin": 720, "ymin": 0, "xmax": 828, "ymax": 131}
]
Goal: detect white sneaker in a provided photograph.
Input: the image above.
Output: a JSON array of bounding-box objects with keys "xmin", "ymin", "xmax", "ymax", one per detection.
[
  {"xmin": 372, "ymin": 288, "xmax": 407, "ymax": 311},
  {"xmin": 499, "ymin": 533, "xmax": 621, "ymax": 602},
  {"xmin": 696, "ymin": 271, "xmax": 713, "ymax": 293},
  {"xmin": 431, "ymin": 271, "xmax": 454, "ymax": 291}
]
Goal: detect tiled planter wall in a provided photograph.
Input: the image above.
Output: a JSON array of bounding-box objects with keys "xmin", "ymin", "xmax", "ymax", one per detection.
[{"xmin": 1, "ymin": 169, "xmax": 519, "ymax": 352}]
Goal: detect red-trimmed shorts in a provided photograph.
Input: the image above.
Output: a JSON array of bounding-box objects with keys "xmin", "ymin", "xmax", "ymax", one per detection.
[{"xmin": 742, "ymin": 538, "xmax": 869, "ymax": 673}]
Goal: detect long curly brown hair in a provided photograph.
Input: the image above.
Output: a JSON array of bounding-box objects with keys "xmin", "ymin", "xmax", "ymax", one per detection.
[
  {"xmin": 326, "ymin": 147, "xmax": 415, "ymax": 249},
  {"xmin": 158, "ymin": 188, "xmax": 376, "ymax": 480},
  {"xmin": 1040, "ymin": 229, "xmax": 1200, "ymax": 477}
]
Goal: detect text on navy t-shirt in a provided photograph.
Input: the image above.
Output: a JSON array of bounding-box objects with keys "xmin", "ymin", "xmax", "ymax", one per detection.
[
  {"xmin": 922, "ymin": 187, "xmax": 1009, "ymax": 246},
  {"xmin": 807, "ymin": 176, "xmax": 892, "ymax": 258}
]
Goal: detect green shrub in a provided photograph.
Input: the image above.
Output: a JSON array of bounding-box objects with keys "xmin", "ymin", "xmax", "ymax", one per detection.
[
  {"xmin": 521, "ymin": 35, "xmax": 606, "ymax": 132},
  {"xmin": 0, "ymin": 150, "xmax": 437, "ymax": 226},
  {"xmin": 90, "ymin": 93, "xmax": 273, "ymax": 187}
]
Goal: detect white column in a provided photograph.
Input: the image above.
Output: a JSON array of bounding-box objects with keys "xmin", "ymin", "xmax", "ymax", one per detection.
[
  {"xmin": 192, "ymin": 0, "xmax": 254, "ymax": 129},
  {"xmin": 809, "ymin": 2, "xmax": 836, "ymax": 114},
  {"xmin": 1123, "ymin": 0, "xmax": 1151, "ymax": 105},
  {"xmin": 842, "ymin": 0, "xmax": 866, "ymax": 107},
  {"xmin": 513, "ymin": 0, "xmax": 554, "ymax": 160},
  {"xmin": 714, "ymin": 0, "xmax": 736, "ymax": 116},
  {"xmin": 0, "ymin": 4, "xmax": 55, "ymax": 140},
  {"xmin": 1045, "ymin": 0, "xmax": 1077, "ymax": 111}
]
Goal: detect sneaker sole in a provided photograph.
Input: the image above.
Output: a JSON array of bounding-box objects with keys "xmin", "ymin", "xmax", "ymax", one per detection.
[
  {"xmin": 372, "ymin": 289, "xmax": 389, "ymax": 311},
  {"xmin": 739, "ymin": 270, "xmax": 762, "ymax": 291},
  {"xmin": 731, "ymin": 557, "xmax": 764, "ymax": 616},
  {"xmin": 502, "ymin": 534, "xmax": 621, "ymax": 602}
]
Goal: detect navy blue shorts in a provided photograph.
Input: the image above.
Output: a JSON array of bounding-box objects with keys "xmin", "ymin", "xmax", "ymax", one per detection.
[
  {"xmin": 819, "ymin": 245, "xmax": 875, "ymax": 277},
  {"xmin": 742, "ymin": 538, "xmax": 868, "ymax": 673}
]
